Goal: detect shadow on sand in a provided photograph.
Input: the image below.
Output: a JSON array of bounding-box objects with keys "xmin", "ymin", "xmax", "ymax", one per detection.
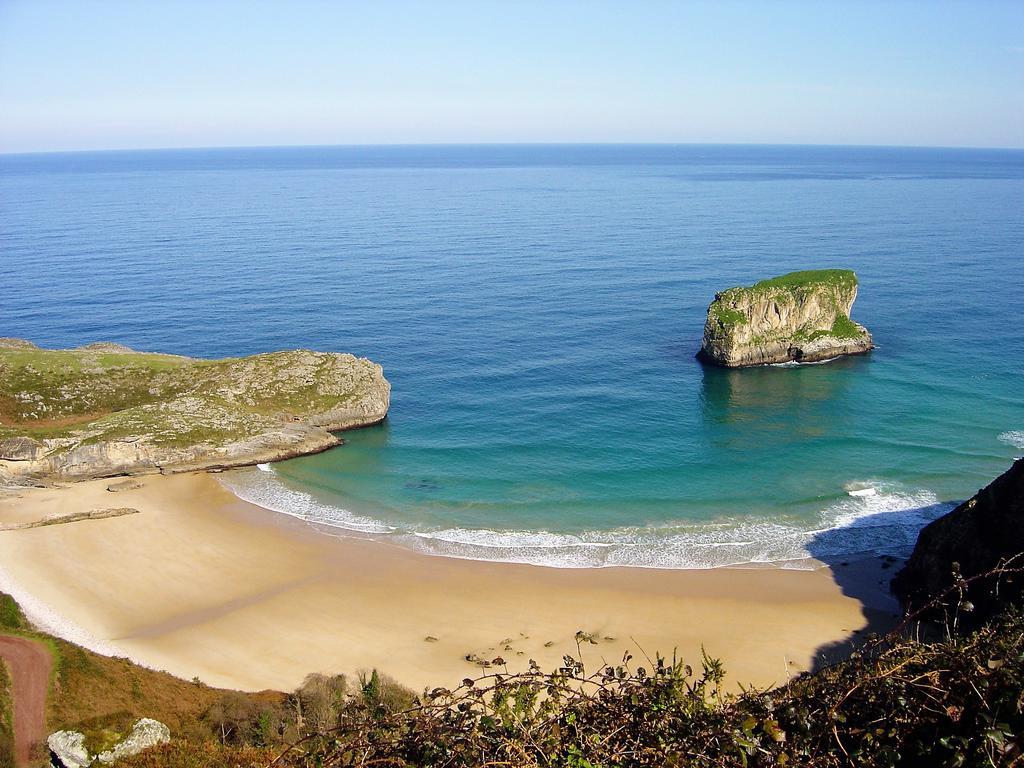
[{"xmin": 802, "ymin": 502, "xmax": 953, "ymax": 671}]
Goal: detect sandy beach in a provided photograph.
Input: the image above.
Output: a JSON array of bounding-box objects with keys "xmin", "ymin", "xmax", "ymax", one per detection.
[{"xmin": 0, "ymin": 472, "xmax": 893, "ymax": 694}]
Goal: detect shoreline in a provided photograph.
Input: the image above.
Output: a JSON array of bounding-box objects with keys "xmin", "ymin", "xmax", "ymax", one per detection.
[
  {"xmin": 0, "ymin": 472, "xmax": 898, "ymax": 693},
  {"xmin": 222, "ymin": 464, "xmax": 944, "ymax": 571}
]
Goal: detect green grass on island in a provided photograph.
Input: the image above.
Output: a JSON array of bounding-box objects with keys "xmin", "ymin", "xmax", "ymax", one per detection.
[
  {"xmin": 708, "ymin": 269, "xmax": 866, "ymax": 342},
  {"xmin": 745, "ymin": 268, "xmax": 858, "ymax": 293},
  {"xmin": 711, "ymin": 303, "xmax": 749, "ymax": 328},
  {"xmin": 717, "ymin": 269, "xmax": 858, "ymax": 305},
  {"xmin": 827, "ymin": 312, "xmax": 866, "ymax": 340}
]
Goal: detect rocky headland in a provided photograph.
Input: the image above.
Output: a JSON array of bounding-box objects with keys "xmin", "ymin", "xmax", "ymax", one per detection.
[
  {"xmin": 0, "ymin": 338, "xmax": 389, "ymax": 484},
  {"xmin": 698, "ymin": 269, "xmax": 874, "ymax": 367},
  {"xmin": 893, "ymin": 458, "xmax": 1024, "ymax": 626}
]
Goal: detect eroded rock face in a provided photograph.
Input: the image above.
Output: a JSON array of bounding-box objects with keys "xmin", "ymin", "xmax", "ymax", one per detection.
[
  {"xmin": 698, "ymin": 270, "xmax": 874, "ymax": 367},
  {"xmin": 0, "ymin": 436, "xmax": 43, "ymax": 461},
  {"xmin": 107, "ymin": 478, "xmax": 145, "ymax": 492},
  {"xmin": 47, "ymin": 719, "xmax": 170, "ymax": 767},
  {"xmin": 0, "ymin": 343, "xmax": 390, "ymax": 483},
  {"xmin": 96, "ymin": 718, "xmax": 171, "ymax": 764},
  {"xmin": 47, "ymin": 730, "xmax": 91, "ymax": 768},
  {"xmin": 892, "ymin": 459, "xmax": 1024, "ymax": 625}
]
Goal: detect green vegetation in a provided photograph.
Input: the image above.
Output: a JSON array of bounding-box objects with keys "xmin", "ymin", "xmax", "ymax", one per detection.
[
  {"xmin": 717, "ymin": 269, "xmax": 857, "ymax": 305},
  {"xmin": 0, "ymin": 342, "xmax": 387, "ymax": 465},
  {"xmin": 711, "ymin": 304, "xmax": 747, "ymax": 328},
  {"xmin": 0, "ymin": 590, "xmax": 416, "ymax": 764},
  {"xmin": 112, "ymin": 608, "xmax": 1023, "ymax": 768},
  {"xmin": 5, "ymin": 553, "xmax": 1024, "ymax": 768},
  {"xmin": 0, "ymin": 657, "xmax": 12, "ymax": 768},
  {"xmin": 790, "ymin": 313, "xmax": 864, "ymax": 344},
  {"xmin": 0, "ymin": 345, "xmax": 208, "ymax": 441},
  {"xmin": 0, "ymin": 347, "xmax": 197, "ymax": 430},
  {"xmin": 0, "ymin": 593, "xmax": 27, "ymax": 632},
  {"xmin": 746, "ymin": 268, "xmax": 858, "ymax": 293},
  {"xmin": 829, "ymin": 312, "xmax": 865, "ymax": 340}
]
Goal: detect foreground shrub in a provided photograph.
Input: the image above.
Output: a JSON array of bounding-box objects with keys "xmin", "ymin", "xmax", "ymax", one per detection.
[
  {"xmin": 116, "ymin": 740, "xmax": 276, "ymax": 768},
  {"xmin": 264, "ymin": 611, "xmax": 1023, "ymax": 768}
]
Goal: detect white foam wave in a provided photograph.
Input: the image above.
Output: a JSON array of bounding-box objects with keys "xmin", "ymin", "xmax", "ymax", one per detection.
[
  {"xmin": 400, "ymin": 520, "xmax": 816, "ymax": 569},
  {"xmin": 770, "ymin": 356, "xmax": 839, "ymax": 368},
  {"xmin": 256, "ymin": 463, "xmax": 273, "ymax": 472},
  {"xmin": 998, "ymin": 430, "xmax": 1024, "ymax": 450},
  {"xmin": 219, "ymin": 469, "xmax": 395, "ymax": 534},
  {"xmin": 845, "ymin": 482, "xmax": 877, "ymax": 497},
  {"xmin": 219, "ymin": 469, "xmax": 953, "ymax": 570}
]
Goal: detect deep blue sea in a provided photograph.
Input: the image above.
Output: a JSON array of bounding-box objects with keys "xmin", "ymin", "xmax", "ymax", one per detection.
[{"xmin": 2, "ymin": 145, "xmax": 1022, "ymax": 568}]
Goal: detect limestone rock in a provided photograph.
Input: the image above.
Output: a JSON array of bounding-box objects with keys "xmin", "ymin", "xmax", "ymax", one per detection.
[
  {"xmin": 0, "ymin": 337, "xmax": 37, "ymax": 349},
  {"xmin": 892, "ymin": 459, "xmax": 1024, "ymax": 626},
  {"xmin": 0, "ymin": 344, "xmax": 390, "ymax": 483},
  {"xmin": 47, "ymin": 730, "xmax": 91, "ymax": 768},
  {"xmin": 47, "ymin": 719, "xmax": 170, "ymax": 766},
  {"xmin": 107, "ymin": 478, "xmax": 145, "ymax": 492},
  {"xmin": 74, "ymin": 342, "xmax": 139, "ymax": 353},
  {"xmin": 0, "ymin": 436, "xmax": 43, "ymax": 461},
  {"xmin": 96, "ymin": 718, "xmax": 171, "ymax": 763},
  {"xmin": 698, "ymin": 269, "xmax": 873, "ymax": 367}
]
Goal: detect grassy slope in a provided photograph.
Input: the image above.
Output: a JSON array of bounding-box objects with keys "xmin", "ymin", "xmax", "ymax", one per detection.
[
  {"xmin": 0, "ymin": 592, "xmax": 416, "ymax": 767},
  {"xmin": 0, "ymin": 347, "xmax": 217, "ymax": 441},
  {"xmin": 0, "ymin": 591, "xmax": 260, "ymax": 760},
  {"xmin": 0, "ymin": 344, "xmax": 384, "ymax": 455},
  {"xmin": 0, "ymin": 656, "xmax": 12, "ymax": 768},
  {"xmin": 0, "ymin": 594, "xmax": 29, "ymax": 766},
  {"xmin": 746, "ymin": 268, "xmax": 858, "ymax": 293}
]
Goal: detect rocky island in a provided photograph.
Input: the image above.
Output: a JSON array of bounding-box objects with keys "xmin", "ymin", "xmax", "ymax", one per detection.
[
  {"xmin": 698, "ymin": 269, "xmax": 874, "ymax": 367},
  {"xmin": 0, "ymin": 338, "xmax": 389, "ymax": 483}
]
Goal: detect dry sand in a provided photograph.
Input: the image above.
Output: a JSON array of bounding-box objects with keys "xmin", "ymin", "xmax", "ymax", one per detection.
[{"xmin": 0, "ymin": 472, "xmax": 891, "ymax": 693}]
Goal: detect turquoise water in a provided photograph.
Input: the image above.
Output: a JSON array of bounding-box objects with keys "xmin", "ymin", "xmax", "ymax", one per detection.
[{"xmin": 2, "ymin": 145, "xmax": 1022, "ymax": 567}]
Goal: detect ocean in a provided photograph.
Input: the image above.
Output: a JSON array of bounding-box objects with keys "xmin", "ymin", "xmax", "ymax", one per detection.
[{"xmin": 2, "ymin": 144, "xmax": 1022, "ymax": 568}]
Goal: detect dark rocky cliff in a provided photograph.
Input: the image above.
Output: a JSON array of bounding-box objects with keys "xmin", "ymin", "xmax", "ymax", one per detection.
[{"xmin": 892, "ymin": 458, "xmax": 1024, "ymax": 624}]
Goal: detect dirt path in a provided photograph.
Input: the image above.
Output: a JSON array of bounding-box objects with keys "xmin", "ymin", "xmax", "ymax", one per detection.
[{"xmin": 0, "ymin": 635, "xmax": 52, "ymax": 767}]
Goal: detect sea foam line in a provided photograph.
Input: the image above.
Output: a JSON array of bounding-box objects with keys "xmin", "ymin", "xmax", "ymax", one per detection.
[
  {"xmin": 220, "ymin": 466, "xmax": 395, "ymax": 534},
  {"xmin": 219, "ymin": 468, "xmax": 954, "ymax": 571},
  {"xmin": 999, "ymin": 430, "xmax": 1024, "ymax": 450}
]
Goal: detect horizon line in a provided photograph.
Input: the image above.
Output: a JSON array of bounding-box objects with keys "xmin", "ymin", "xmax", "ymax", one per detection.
[{"xmin": 3, "ymin": 140, "xmax": 1024, "ymax": 158}]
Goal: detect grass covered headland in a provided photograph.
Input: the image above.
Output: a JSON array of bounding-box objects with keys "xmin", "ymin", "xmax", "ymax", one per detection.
[{"xmin": 0, "ymin": 339, "xmax": 390, "ymax": 480}]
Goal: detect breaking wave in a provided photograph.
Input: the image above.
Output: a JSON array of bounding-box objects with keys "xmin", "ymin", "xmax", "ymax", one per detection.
[
  {"xmin": 998, "ymin": 431, "xmax": 1024, "ymax": 450},
  {"xmin": 221, "ymin": 469, "xmax": 954, "ymax": 570},
  {"xmin": 220, "ymin": 465, "xmax": 395, "ymax": 534}
]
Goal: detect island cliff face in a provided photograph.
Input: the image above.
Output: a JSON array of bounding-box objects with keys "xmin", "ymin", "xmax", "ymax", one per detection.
[
  {"xmin": 0, "ymin": 339, "xmax": 390, "ymax": 483},
  {"xmin": 893, "ymin": 459, "xmax": 1024, "ymax": 625},
  {"xmin": 698, "ymin": 269, "xmax": 874, "ymax": 367}
]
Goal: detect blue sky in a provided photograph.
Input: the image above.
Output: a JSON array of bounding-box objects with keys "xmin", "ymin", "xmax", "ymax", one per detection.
[{"xmin": 1, "ymin": 0, "xmax": 1021, "ymax": 152}]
